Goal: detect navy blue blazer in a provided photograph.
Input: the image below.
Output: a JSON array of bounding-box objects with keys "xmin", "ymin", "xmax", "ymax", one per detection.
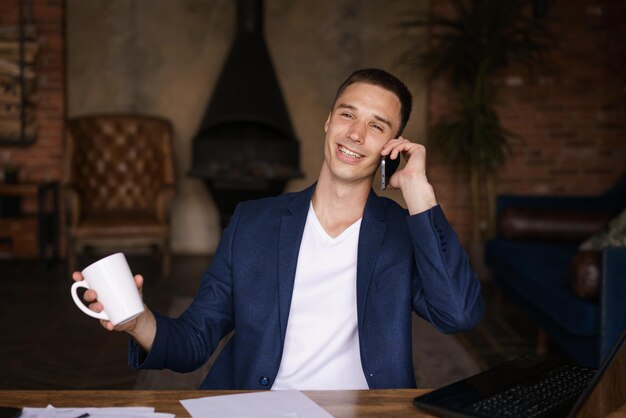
[{"xmin": 130, "ymin": 184, "xmax": 484, "ymax": 389}]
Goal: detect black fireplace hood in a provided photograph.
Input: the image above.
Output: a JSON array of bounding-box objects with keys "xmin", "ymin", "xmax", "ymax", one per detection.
[
  {"xmin": 190, "ymin": 0, "xmax": 302, "ymax": 184},
  {"xmin": 190, "ymin": 0, "xmax": 302, "ymax": 228}
]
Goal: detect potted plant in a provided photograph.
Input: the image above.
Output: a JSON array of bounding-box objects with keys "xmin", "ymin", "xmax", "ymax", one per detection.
[{"xmin": 402, "ymin": 0, "xmax": 555, "ymax": 246}]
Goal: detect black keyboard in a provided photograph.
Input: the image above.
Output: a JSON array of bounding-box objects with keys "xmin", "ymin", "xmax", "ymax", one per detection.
[{"xmin": 465, "ymin": 364, "xmax": 596, "ymax": 418}]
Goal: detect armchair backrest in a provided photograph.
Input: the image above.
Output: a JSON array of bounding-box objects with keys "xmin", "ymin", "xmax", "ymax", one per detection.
[
  {"xmin": 493, "ymin": 172, "xmax": 626, "ymax": 241},
  {"xmin": 63, "ymin": 115, "xmax": 175, "ymax": 219}
]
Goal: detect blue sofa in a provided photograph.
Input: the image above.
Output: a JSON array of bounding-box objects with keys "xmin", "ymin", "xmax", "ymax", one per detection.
[{"xmin": 485, "ymin": 173, "xmax": 626, "ymax": 367}]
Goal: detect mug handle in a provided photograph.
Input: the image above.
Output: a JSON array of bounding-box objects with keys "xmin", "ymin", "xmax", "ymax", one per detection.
[{"xmin": 71, "ymin": 280, "xmax": 110, "ymax": 321}]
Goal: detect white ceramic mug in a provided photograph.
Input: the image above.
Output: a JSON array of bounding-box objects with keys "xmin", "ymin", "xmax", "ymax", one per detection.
[{"xmin": 71, "ymin": 252, "xmax": 145, "ymax": 325}]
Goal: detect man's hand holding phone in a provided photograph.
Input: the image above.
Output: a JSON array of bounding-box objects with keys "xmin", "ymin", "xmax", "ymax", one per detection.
[{"xmin": 380, "ymin": 136, "xmax": 438, "ymax": 215}]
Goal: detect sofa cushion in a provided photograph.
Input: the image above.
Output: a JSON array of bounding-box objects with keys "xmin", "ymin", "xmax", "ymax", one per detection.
[{"xmin": 485, "ymin": 239, "xmax": 599, "ymax": 337}]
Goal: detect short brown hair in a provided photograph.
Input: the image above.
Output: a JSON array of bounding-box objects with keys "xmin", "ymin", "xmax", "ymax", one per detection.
[{"xmin": 333, "ymin": 68, "xmax": 413, "ymax": 136}]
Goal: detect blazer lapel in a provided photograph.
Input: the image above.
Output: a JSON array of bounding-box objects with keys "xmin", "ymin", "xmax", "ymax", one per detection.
[
  {"xmin": 356, "ymin": 190, "xmax": 387, "ymax": 328},
  {"xmin": 277, "ymin": 183, "xmax": 316, "ymax": 344}
]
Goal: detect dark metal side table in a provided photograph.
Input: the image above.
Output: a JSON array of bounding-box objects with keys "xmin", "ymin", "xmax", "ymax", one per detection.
[{"xmin": 0, "ymin": 181, "xmax": 59, "ymax": 265}]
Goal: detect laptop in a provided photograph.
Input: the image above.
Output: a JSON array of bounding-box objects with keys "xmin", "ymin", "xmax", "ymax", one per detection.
[{"xmin": 413, "ymin": 330, "xmax": 626, "ymax": 418}]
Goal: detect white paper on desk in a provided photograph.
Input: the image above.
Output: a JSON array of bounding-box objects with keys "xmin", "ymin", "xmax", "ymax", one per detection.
[
  {"xmin": 180, "ymin": 390, "xmax": 334, "ymax": 418},
  {"xmin": 20, "ymin": 405, "xmax": 173, "ymax": 418}
]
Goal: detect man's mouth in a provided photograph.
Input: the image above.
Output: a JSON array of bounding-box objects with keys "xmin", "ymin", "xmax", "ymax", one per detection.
[{"xmin": 338, "ymin": 145, "xmax": 364, "ymax": 159}]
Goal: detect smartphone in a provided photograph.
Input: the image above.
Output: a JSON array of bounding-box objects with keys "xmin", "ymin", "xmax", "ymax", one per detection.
[{"xmin": 381, "ymin": 155, "xmax": 400, "ymax": 190}]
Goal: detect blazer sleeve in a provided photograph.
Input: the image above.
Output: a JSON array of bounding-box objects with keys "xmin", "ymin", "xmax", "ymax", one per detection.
[
  {"xmin": 409, "ymin": 205, "xmax": 484, "ymax": 333},
  {"xmin": 129, "ymin": 205, "xmax": 241, "ymax": 372}
]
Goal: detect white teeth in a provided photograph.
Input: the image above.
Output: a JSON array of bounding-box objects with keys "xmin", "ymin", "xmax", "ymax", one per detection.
[{"xmin": 339, "ymin": 146, "xmax": 363, "ymax": 158}]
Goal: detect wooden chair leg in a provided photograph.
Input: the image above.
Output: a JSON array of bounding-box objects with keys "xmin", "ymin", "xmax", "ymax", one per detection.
[
  {"xmin": 536, "ymin": 328, "xmax": 548, "ymax": 355},
  {"xmin": 494, "ymin": 288, "xmax": 504, "ymax": 312},
  {"xmin": 67, "ymin": 238, "xmax": 77, "ymax": 275},
  {"xmin": 162, "ymin": 246, "xmax": 171, "ymax": 280}
]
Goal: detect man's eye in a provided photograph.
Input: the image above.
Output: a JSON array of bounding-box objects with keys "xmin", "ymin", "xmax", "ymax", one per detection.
[
  {"xmin": 370, "ymin": 124, "xmax": 383, "ymax": 132},
  {"xmin": 341, "ymin": 112, "xmax": 354, "ymax": 119}
]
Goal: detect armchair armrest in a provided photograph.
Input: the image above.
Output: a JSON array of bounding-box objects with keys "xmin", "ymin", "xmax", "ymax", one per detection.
[
  {"xmin": 156, "ymin": 185, "xmax": 176, "ymax": 223},
  {"xmin": 570, "ymin": 250, "xmax": 602, "ymax": 300},
  {"xmin": 497, "ymin": 171, "xmax": 626, "ymax": 218},
  {"xmin": 600, "ymin": 247, "xmax": 626, "ymax": 361}
]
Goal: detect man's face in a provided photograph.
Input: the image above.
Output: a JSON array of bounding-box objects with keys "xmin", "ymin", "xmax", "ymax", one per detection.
[{"xmin": 322, "ymin": 82, "xmax": 402, "ymax": 186}]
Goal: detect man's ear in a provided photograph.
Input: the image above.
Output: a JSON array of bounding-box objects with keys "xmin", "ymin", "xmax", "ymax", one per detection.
[{"xmin": 324, "ymin": 112, "xmax": 331, "ymax": 133}]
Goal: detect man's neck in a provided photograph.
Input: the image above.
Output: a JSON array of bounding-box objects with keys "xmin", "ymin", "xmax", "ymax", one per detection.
[{"xmin": 312, "ymin": 167, "xmax": 371, "ymax": 238}]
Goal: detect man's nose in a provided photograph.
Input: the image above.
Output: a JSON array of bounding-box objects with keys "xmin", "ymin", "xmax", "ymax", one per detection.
[{"xmin": 347, "ymin": 122, "xmax": 366, "ymax": 143}]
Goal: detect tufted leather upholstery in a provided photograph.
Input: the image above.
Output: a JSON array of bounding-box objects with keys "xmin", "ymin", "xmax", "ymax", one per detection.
[
  {"xmin": 570, "ymin": 250, "xmax": 602, "ymax": 300},
  {"xmin": 499, "ymin": 208, "xmax": 610, "ymax": 242},
  {"xmin": 62, "ymin": 115, "xmax": 176, "ymax": 277}
]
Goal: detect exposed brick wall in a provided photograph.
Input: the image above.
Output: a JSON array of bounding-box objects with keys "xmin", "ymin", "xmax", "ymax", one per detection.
[
  {"xmin": 0, "ymin": 0, "xmax": 65, "ymax": 257},
  {"xmin": 427, "ymin": 0, "xmax": 626, "ymax": 246},
  {"xmin": 2, "ymin": 0, "xmax": 626, "ymax": 257}
]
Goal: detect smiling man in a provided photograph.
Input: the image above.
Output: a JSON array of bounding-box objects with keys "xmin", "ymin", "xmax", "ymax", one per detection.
[{"xmin": 73, "ymin": 68, "xmax": 484, "ymax": 390}]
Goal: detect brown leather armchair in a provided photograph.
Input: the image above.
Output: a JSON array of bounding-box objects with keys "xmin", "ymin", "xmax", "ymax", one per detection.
[{"xmin": 62, "ymin": 115, "xmax": 176, "ymax": 277}]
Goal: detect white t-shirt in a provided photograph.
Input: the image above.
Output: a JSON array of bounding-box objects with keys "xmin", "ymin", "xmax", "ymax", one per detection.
[{"xmin": 272, "ymin": 203, "xmax": 369, "ymax": 390}]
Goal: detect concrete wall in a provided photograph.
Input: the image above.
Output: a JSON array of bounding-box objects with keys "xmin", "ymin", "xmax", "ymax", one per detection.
[{"xmin": 66, "ymin": 0, "xmax": 427, "ymax": 254}]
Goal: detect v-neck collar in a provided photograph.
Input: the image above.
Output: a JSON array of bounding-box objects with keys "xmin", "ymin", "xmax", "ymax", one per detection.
[{"xmin": 308, "ymin": 202, "xmax": 362, "ymax": 243}]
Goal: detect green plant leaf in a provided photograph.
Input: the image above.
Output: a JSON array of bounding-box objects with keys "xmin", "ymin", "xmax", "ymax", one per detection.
[{"xmin": 401, "ymin": 0, "xmax": 555, "ymax": 174}]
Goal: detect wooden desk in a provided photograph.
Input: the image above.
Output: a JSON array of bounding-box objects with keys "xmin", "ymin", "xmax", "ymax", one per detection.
[
  {"xmin": 1, "ymin": 390, "xmax": 624, "ymax": 417},
  {"xmin": 0, "ymin": 390, "xmax": 436, "ymax": 417}
]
